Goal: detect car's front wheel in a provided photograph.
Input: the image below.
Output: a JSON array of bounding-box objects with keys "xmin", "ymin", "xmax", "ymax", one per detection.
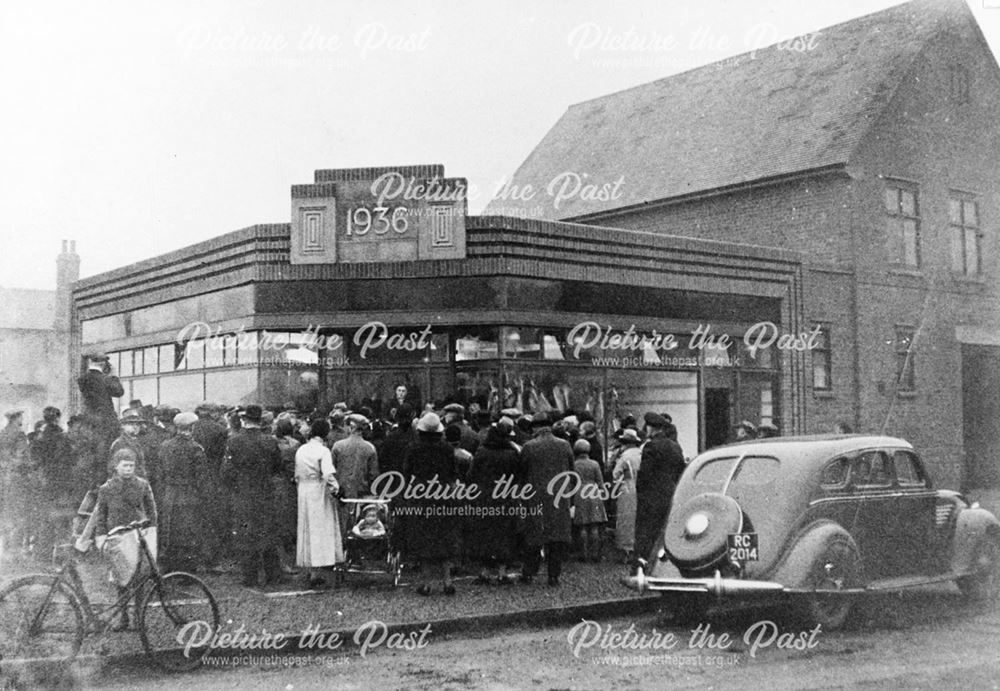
[
  {"xmin": 958, "ymin": 535, "xmax": 1000, "ymax": 605},
  {"xmin": 796, "ymin": 534, "xmax": 860, "ymax": 631}
]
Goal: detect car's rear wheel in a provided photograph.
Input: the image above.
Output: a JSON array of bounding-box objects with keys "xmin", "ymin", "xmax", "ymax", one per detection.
[
  {"xmin": 958, "ymin": 535, "xmax": 1000, "ymax": 605},
  {"xmin": 796, "ymin": 534, "xmax": 860, "ymax": 631}
]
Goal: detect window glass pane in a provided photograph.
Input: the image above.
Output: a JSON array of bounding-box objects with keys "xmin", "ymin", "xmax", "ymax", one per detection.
[
  {"xmin": 731, "ymin": 457, "xmax": 781, "ymax": 488},
  {"xmin": 501, "ymin": 327, "xmax": 542, "ymax": 359},
  {"xmin": 886, "ymin": 218, "xmax": 902, "ymax": 260},
  {"xmin": 428, "ymin": 333, "xmax": 449, "ymax": 363},
  {"xmin": 131, "ymin": 377, "xmax": 157, "ymax": 407},
  {"xmin": 813, "ymin": 357, "xmax": 830, "ymax": 390},
  {"xmin": 205, "ymin": 336, "xmax": 225, "ymax": 368},
  {"xmin": 694, "ymin": 458, "xmax": 737, "ymax": 491},
  {"xmin": 181, "ymin": 339, "xmax": 205, "ymax": 370},
  {"xmin": 899, "ymin": 190, "xmax": 916, "ymax": 216},
  {"xmin": 543, "ymin": 334, "xmax": 564, "ymax": 360},
  {"xmin": 455, "ymin": 328, "xmax": 499, "ymax": 361},
  {"xmin": 223, "ymin": 335, "xmax": 237, "ymax": 366},
  {"xmin": 159, "ymin": 373, "xmax": 204, "ymax": 410},
  {"xmin": 821, "ymin": 457, "xmax": 850, "ymax": 487},
  {"xmin": 951, "ymin": 228, "xmax": 965, "ymax": 273},
  {"xmin": 963, "ymin": 200, "xmax": 978, "ymax": 226},
  {"xmin": 158, "ymin": 344, "xmax": 175, "ymax": 373},
  {"xmin": 206, "ymin": 369, "xmax": 259, "ymax": 407},
  {"xmin": 120, "ymin": 350, "xmax": 134, "ymax": 377},
  {"xmin": 142, "ymin": 346, "xmax": 158, "ymax": 375},
  {"xmin": 892, "ymin": 450, "xmax": 925, "ymax": 486},
  {"xmin": 884, "ymin": 188, "xmax": 898, "ymax": 213},
  {"xmin": 903, "ymin": 220, "xmax": 919, "ymax": 266},
  {"xmin": 966, "ymin": 229, "xmax": 980, "ymax": 275},
  {"xmin": 949, "ymin": 199, "xmax": 963, "ymax": 224}
]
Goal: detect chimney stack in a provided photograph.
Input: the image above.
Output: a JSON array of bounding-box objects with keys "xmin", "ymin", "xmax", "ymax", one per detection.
[{"xmin": 54, "ymin": 239, "xmax": 80, "ymax": 332}]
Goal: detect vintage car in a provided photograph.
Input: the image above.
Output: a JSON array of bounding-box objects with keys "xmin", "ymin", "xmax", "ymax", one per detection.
[{"xmin": 624, "ymin": 435, "xmax": 1000, "ymax": 629}]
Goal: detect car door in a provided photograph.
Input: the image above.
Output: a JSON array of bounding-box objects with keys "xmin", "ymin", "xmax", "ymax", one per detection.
[
  {"xmin": 849, "ymin": 450, "xmax": 896, "ymax": 579},
  {"xmin": 888, "ymin": 448, "xmax": 941, "ymax": 575}
]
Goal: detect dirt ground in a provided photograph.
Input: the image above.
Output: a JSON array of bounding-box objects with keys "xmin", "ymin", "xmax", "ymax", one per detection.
[{"xmin": 93, "ymin": 585, "xmax": 1000, "ymax": 690}]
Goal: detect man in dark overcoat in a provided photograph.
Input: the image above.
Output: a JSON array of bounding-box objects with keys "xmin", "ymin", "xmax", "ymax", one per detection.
[
  {"xmin": 157, "ymin": 412, "xmax": 208, "ymax": 572},
  {"xmin": 633, "ymin": 412, "xmax": 686, "ymax": 566},
  {"xmin": 222, "ymin": 405, "xmax": 282, "ymax": 587},
  {"xmin": 77, "ymin": 352, "xmax": 124, "ymax": 455},
  {"xmin": 192, "ymin": 403, "xmax": 230, "ymax": 565},
  {"xmin": 520, "ymin": 411, "xmax": 575, "ymax": 586}
]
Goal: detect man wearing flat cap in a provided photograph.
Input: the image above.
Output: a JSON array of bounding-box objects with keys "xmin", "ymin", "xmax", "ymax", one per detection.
[
  {"xmin": 78, "ymin": 352, "xmax": 124, "ymax": 455},
  {"xmin": 222, "ymin": 405, "xmax": 283, "ymax": 587},
  {"xmin": 633, "ymin": 411, "xmax": 686, "ymax": 568},
  {"xmin": 109, "ymin": 408, "xmax": 148, "ymax": 480},
  {"xmin": 157, "ymin": 412, "xmax": 208, "ymax": 572},
  {"xmin": 332, "ymin": 414, "xmax": 379, "ymax": 540},
  {"xmin": 443, "ymin": 403, "xmax": 479, "ymax": 455}
]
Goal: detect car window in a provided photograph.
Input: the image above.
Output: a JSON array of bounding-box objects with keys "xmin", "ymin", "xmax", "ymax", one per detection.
[
  {"xmin": 730, "ymin": 456, "xmax": 780, "ymax": 488},
  {"xmin": 821, "ymin": 456, "xmax": 850, "ymax": 488},
  {"xmin": 694, "ymin": 457, "xmax": 738, "ymax": 491},
  {"xmin": 892, "ymin": 450, "xmax": 926, "ymax": 487},
  {"xmin": 851, "ymin": 450, "xmax": 891, "ymax": 488}
]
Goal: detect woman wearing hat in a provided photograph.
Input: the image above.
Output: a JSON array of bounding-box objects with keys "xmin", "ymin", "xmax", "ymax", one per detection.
[
  {"xmin": 611, "ymin": 428, "xmax": 643, "ymax": 564},
  {"xmin": 466, "ymin": 423, "xmax": 523, "ymax": 585},
  {"xmin": 401, "ymin": 413, "xmax": 461, "ymax": 596},
  {"xmin": 572, "ymin": 439, "xmax": 608, "ymax": 563}
]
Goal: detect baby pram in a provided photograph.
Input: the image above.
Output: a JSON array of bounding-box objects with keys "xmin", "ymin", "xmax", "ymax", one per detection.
[{"xmin": 334, "ymin": 498, "xmax": 402, "ymax": 587}]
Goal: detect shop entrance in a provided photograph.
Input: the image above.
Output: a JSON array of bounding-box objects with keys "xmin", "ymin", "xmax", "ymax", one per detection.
[
  {"xmin": 704, "ymin": 388, "xmax": 731, "ymax": 449},
  {"xmin": 961, "ymin": 343, "xmax": 1000, "ymax": 489}
]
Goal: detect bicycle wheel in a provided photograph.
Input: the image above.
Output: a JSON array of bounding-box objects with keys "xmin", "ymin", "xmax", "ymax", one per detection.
[
  {"xmin": 138, "ymin": 572, "xmax": 219, "ymax": 672},
  {"xmin": 0, "ymin": 575, "xmax": 85, "ymax": 684}
]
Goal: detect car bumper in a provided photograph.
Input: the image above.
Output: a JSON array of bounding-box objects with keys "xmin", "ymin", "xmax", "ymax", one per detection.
[{"xmin": 623, "ymin": 562, "xmax": 787, "ymax": 596}]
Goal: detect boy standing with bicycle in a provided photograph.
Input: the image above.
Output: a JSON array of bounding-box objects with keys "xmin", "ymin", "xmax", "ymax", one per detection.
[{"xmin": 89, "ymin": 447, "xmax": 158, "ymax": 630}]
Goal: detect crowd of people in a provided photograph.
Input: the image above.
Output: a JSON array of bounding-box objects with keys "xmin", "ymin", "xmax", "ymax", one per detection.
[{"xmin": 0, "ymin": 351, "xmax": 793, "ymax": 598}]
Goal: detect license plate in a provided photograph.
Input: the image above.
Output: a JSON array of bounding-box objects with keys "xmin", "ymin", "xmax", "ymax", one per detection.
[{"xmin": 728, "ymin": 532, "xmax": 759, "ymax": 562}]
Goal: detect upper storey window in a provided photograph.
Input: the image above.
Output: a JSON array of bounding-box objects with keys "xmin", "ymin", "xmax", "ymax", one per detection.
[{"xmin": 884, "ymin": 184, "xmax": 920, "ymax": 268}]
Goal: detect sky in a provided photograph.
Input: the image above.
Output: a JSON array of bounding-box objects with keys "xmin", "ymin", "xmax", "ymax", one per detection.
[{"xmin": 2, "ymin": 0, "xmax": 999, "ymax": 290}]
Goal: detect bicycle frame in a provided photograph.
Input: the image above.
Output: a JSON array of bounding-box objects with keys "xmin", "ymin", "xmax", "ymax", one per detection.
[{"xmin": 52, "ymin": 524, "xmax": 163, "ymax": 635}]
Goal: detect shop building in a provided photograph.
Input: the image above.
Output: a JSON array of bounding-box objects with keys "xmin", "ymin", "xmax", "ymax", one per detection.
[
  {"xmin": 485, "ymin": 0, "xmax": 1000, "ymax": 487},
  {"xmin": 71, "ymin": 163, "xmax": 806, "ymax": 457}
]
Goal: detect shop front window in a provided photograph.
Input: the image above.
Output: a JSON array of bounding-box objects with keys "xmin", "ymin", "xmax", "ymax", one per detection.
[{"xmin": 455, "ymin": 327, "xmax": 499, "ymax": 361}]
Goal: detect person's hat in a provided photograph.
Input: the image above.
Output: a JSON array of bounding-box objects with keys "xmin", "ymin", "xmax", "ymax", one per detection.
[
  {"xmin": 43, "ymin": 406, "xmax": 61, "ymax": 423},
  {"xmin": 660, "ymin": 412, "xmax": 673, "ymax": 424},
  {"xmin": 563, "ymin": 415, "xmax": 580, "ymax": 429},
  {"xmin": 173, "ymin": 412, "xmax": 198, "ymax": 428},
  {"xmin": 499, "ymin": 407, "xmax": 521, "ymax": 418},
  {"xmin": 362, "ymin": 504, "xmax": 381, "ymax": 517},
  {"xmin": 580, "ymin": 421, "xmax": 597, "ymax": 438},
  {"xmin": 347, "ymin": 413, "xmax": 371, "ymax": 428},
  {"xmin": 643, "ymin": 412, "xmax": 670, "ymax": 428},
  {"xmin": 84, "ymin": 351, "xmax": 109, "ymax": 362},
  {"xmin": 531, "ymin": 411, "xmax": 551, "ymax": 427},
  {"xmin": 618, "ymin": 428, "xmax": 642, "ymax": 445},
  {"xmin": 442, "ymin": 403, "xmax": 465, "ymax": 416},
  {"xmin": 333, "ymin": 402, "xmax": 349, "ymax": 412},
  {"xmin": 120, "ymin": 408, "xmax": 146, "ymax": 424},
  {"xmin": 573, "ymin": 439, "xmax": 591, "ymax": 455},
  {"xmin": 736, "ymin": 420, "xmax": 757, "ymax": 434},
  {"xmin": 153, "ymin": 404, "xmax": 174, "ymax": 420},
  {"xmin": 498, "ymin": 415, "xmax": 516, "ymax": 431},
  {"xmin": 416, "ymin": 412, "xmax": 444, "ymax": 433},
  {"xmin": 757, "ymin": 421, "xmax": 779, "ymax": 435},
  {"xmin": 240, "ymin": 404, "xmax": 263, "ymax": 423},
  {"xmin": 4, "ymin": 409, "xmax": 24, "ymax": 420}
]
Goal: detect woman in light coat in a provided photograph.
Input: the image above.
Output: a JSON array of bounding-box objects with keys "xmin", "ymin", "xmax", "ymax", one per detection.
[
  {"xmin": 611, "ymin": 428, "xmax": 643, "ymax": 563},
  {"xmin": 295, "ymin": 418, "xmax": 343, "ymax": 588}
]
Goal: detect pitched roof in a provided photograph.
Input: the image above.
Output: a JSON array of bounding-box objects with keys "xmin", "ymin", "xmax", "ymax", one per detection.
[
  {"xmin": 0, "ymin": 288, "xmax": 55, "ymax": 331},
  {"xmin": 485, "ymin": 0, "xmax": 974, "ymax": 220}
]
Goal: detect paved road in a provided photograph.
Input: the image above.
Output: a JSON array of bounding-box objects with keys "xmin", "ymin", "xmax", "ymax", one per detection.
[{"xmin": 92, "ymin": 586, "xmax": 1000, "ymax": 690}]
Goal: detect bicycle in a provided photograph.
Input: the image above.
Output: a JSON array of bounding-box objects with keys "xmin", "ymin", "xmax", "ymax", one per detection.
[{"xmin": 0, "ymin": 519, "xmax": 220, "ymax": 682}]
